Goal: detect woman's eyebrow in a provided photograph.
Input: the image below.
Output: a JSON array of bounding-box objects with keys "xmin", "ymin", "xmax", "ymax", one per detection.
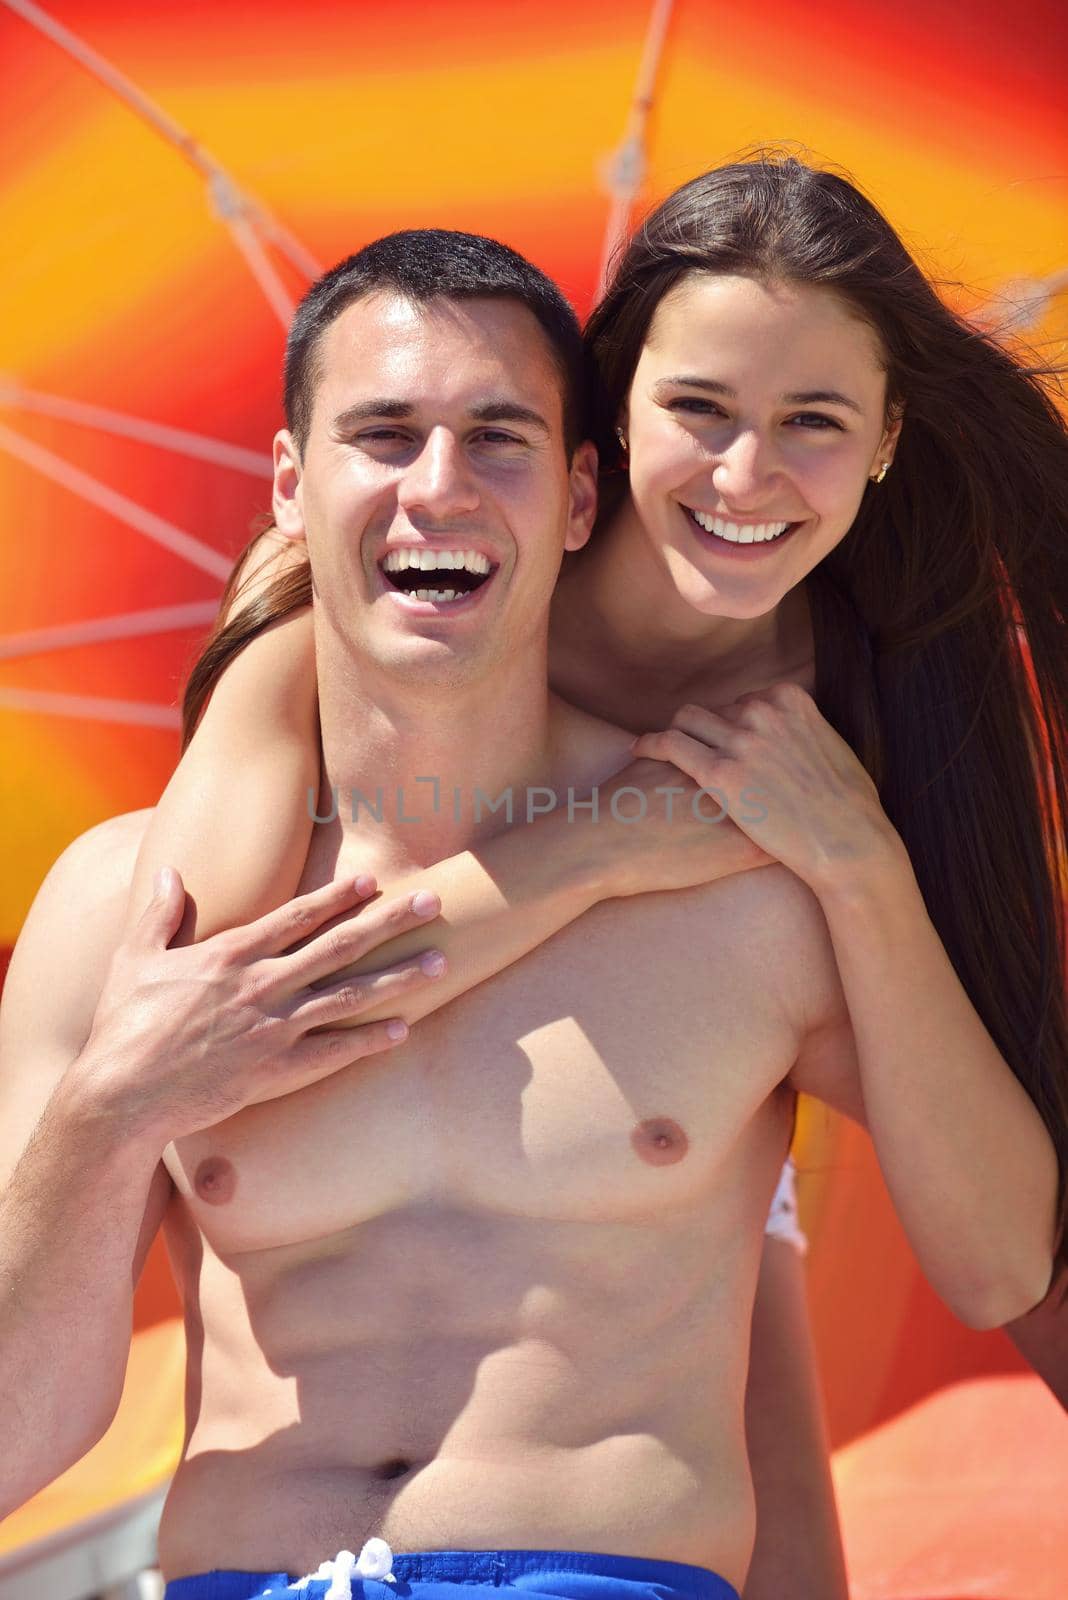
[
  {"xmin": 783, "ymin": 389, "xmax": 865, "ymax": 414},
  {"xmin": 654, "ymin": 375, "xmax": 864, "ymax": 415},
  {"xmin": 654, "ymin": 375, "xmax": 735, "ymax": 398}
]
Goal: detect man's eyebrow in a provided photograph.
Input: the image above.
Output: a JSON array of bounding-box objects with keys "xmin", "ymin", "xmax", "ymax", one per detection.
[
  {"xmin": 329, "ymin": 399, "xmax": 552, "ymax": 434},
  {"xmin": 332, "ymin": 400, "xmax": 413, "ymax": 430},
  {"xmin": 655, "ymin": 376, "xmax": 865, "ymax": 415},
  {"xmin": 470, "ymin": 400, "xmax": 551, "ymax": 434}
]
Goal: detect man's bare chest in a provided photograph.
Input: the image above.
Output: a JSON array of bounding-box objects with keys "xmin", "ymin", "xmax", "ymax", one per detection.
[{"xmin": 162, "ymin": 875, "xmax": 802, "ymax": 1258}]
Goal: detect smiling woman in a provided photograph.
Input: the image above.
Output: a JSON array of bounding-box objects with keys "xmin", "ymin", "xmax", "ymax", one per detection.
[
  {"xmin": 570, "ymin": 162, "xmax": 1068, "ymax": 1359},
  {"xmin": 592, "ymin": 272, "xmax": 901, "ymax": 607}
]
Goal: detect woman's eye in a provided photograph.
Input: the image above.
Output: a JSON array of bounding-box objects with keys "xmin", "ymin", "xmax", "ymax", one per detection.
[
  {"xmin": 786, "ymin": 413, "xmax": 843, "ymax": 430},
  {"xmin": 668, "ymin": 397, "xmax": 724, "ymax": 416}
]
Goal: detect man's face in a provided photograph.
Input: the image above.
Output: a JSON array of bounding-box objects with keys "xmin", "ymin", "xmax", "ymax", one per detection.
[{"xmin": 273, "ymin": 291, "xmax": 596, "ymax": 687}]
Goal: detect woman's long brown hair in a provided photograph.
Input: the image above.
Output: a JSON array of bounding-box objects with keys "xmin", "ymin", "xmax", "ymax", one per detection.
[
  {"xmin": 184, "ymin": 153, "xmax": 1068, "ymax": 1270},
  {"xmin": 182, "ymin": 544, "xmax": 311, "ymax": 746}
]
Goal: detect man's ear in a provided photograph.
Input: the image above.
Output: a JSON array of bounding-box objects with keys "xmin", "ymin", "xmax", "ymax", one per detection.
[
  {"xmin": 272, "ymin": 429, "xmax": 306, "ymax": 541},
  {"xmin": 564, "ymin": 441, "xmax": 599, "ymax": 553}
]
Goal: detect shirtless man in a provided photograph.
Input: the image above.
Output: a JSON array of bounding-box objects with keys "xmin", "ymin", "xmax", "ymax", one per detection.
[{"xmin": 0, "ymin": 231, "xmax": 1039, "ymax": 1600}]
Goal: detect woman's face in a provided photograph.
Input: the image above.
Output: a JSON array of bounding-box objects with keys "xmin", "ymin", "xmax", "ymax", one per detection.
[{"xmin": 622, "ymin": 273, "xmax": 901, "ymax": 619}]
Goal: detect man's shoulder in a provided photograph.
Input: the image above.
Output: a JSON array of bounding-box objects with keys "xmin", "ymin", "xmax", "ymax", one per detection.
[
  {"xmin": 15, "ymin": 812, "xmax": 154, "ymax": 960},
  {"xmin": 674, "ymin": 863, "xmax": 841, "ymax": 1028},
  {"xmin": 549, "ymin": 696, "xmax": 634, "ymax": 789},
  {"xmin": 56, "ymin": 809, "xmax": 154, "ymax": 876},
  {"xmin": 605, "ymin": 861, "xmax": 829, "ymax": 958},
  {"xmin": 682, "ymin": 859, "xmax": 823, "ymax": 924},
  {"xmin": 0, "ymin": 810, "xmax": 157, "ymax": 1190}
]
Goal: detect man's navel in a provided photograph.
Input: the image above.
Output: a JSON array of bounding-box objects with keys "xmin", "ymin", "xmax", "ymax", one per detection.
[
  {"xmin": 194, "ymin": 1155, "xmax": 237, "ymax": 1204},
  {"xmin": 631, "ymin": 1117, "xmax": 689, "ymax": 1166}
]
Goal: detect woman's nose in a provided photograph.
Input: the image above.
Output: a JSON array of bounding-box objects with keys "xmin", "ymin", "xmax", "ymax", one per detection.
[{"xmin": 711, "ymin": 428, "xmax": 780, "ymax": 502}]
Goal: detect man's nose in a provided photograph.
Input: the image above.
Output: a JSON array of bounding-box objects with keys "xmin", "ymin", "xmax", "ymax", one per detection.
[
  {"xmin": 711, "ymin": 428, "xmax": 781, "ymax": 502},
  {"xmin": 397, "ymin": 428, "xmax": 480, "ymax": 520}
]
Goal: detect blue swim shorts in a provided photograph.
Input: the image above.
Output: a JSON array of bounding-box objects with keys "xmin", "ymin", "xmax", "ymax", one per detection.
[{"xmin": 162, "ymin": 1546, "xmax": 740, "ymax": 1600}]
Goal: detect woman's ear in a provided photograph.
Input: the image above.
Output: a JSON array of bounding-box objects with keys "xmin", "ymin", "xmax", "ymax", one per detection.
[
  {"xmin": 877, "ymin": 404, "xmax": 905, "ymax": 471},
  {"xmin": 564, "ymin": 441, "xmax": 599, "ymax": 553},
  {"xmin": 272, "ymin": 429, "xmax": 307, "ymax": 541}
]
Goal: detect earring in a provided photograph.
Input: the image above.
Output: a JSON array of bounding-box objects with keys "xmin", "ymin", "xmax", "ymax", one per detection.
[
  {"xmin": 873, "ymin": 461, "xmax": 890, "ymax": 483},
  {"xmin": 615, "ymin": 427, "xmax": 629, "ymax": 453}
]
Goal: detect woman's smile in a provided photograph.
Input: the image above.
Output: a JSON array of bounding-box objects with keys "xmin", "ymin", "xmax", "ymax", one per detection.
[{"xmin": 682, "ymin": 505, "xmax": 804, "ymax": 559}]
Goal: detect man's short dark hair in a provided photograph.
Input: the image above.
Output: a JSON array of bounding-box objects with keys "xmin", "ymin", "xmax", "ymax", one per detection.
[{"xmin": 284, "ymin": 229, "xmax": 589, "ymax": 456}]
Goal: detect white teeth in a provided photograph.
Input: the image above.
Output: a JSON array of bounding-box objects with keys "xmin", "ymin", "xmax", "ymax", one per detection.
[
  {"xmin": 382, "ymin": 548, "xmax": 491, "ymax": 574},
  {"xmin": 413, "ymin": 588, "xmax": 460, "ymax": 602},
  {"xmin": 689, "ymin": 511, "xmax": 791, "ymax": 544}
]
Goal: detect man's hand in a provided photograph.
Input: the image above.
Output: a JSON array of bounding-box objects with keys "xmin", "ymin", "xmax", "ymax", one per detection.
[{"xmin": 72, "ymin": 868, "xmax": 445, "ymax": 1148}]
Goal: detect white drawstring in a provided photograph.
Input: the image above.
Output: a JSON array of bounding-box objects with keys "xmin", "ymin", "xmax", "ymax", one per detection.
[{"xmin": 289, "ymin": 1537, "xmax": 396, "ymax": 1598}]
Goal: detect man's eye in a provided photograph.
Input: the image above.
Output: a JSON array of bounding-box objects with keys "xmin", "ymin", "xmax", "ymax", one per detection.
[
  {"xmin": 476, "ymin": 430, "xmax": 523, "ymax": 445},
  {"xmin": 358, "ymin": 429, "xmax": 408, "ymax": 443}
]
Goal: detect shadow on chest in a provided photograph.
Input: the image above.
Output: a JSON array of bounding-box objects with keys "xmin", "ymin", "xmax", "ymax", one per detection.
[{"xmin": 168, "ymin": 890, "xmax": 792, "ymax": 1245}]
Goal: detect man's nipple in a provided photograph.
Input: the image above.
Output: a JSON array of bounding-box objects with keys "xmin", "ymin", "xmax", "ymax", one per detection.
[
  {"xmin": 194, "ymin": 1155, "xmax": 237, "ymax": 1204},
  {"xmin": 631, "ymin": 1117, "xmax": 689, "ymax": 1166}
]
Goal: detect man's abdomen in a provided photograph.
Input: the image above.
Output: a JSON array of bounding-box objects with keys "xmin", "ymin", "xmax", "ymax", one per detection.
[{"xmin": 156, "ymin": 1202, "xmax": 764, "ymax": 1591}]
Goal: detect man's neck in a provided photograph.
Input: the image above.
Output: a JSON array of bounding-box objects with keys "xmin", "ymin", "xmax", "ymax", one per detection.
[{"xmin": 314, "ymin": 634, "xmax": 558, "ymax": 872}]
